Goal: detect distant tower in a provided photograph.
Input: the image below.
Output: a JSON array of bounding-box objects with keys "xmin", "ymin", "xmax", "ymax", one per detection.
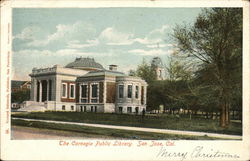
[{"xmin": 151, "ymin": 57, "xmax": 164, "ymax": 80}]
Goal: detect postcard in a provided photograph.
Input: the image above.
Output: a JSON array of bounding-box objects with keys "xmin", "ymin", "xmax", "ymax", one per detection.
[{"xmin": 1, "ymin": 0, "xmax": 250, "ymax": 160}]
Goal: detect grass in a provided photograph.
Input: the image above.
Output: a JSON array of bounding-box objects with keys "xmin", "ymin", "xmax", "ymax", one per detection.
[
  {"xmin": 12, "ymin": 111, "xmax": 242, "ymax": 135},
  {"xmin": 11, "ymin": 119, "xmax": 219, "ymax": 140}
]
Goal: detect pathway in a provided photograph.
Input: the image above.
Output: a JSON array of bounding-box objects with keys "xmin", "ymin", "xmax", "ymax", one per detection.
[{"xmin": 12, "ymin": 117, "xmax": 242, "ymax": 140}]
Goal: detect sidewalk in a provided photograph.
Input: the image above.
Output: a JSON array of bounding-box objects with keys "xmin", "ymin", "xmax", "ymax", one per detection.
[{"xmin": 12, "ymin": 117, "xmax": 242, "ymax": 140}]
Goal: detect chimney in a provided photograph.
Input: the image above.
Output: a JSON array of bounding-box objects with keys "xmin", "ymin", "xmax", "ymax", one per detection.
[{"xmin": 109, "ymin": 65, "xmax": 118, "ymax": 71}]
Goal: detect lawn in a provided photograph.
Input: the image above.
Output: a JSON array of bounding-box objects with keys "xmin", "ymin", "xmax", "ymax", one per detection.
[
  {"xmin": 11, "ymin": 119, "xmax": 219, "ymax": 140},
  {"xmin": 12, "ymin": 111, "xmax": 242, "ymax": 135}
]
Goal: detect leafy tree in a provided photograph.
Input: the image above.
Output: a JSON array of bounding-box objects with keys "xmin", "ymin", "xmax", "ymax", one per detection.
[
  {"xmin": 128, "ymin": 69, "xmax": 137, "ymax": 76},
  {"xmin": 173, "ymin": 8, "xmax": 242, "ymax": 127},
  {"xmin": 165, "ymin": 55, "xmax": 193, "ymax": 81},
  {"xmin": 11, "ymin": 90, "xmax": 30, "ymax": 103},
  {"xmin": 132, "ymin": 59, "xmax": 159, "ymax": 111},
  {"xmin": 135, "ymin": 58, "xmax": 157, "ymax": 83}
]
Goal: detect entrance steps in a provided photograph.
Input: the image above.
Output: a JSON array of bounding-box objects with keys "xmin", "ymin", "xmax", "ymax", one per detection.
[{"xmin": 18, "ymin": 101, "xmax": 46, "ymax": 112}]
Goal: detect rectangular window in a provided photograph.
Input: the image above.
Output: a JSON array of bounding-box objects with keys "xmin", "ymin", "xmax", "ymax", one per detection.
[
  {"xmin": 94, "ymin": 106, "xmax": 97, "ymax": 113},
  {"xmin": 84, "ymin": 106, "xmax": 87, "ymax": 112},
  {"xmin": 135, "ymin": 86, "xmax": 139, "ymax": 99},
  {"xmin": 69, "ymin": 84, "xmax": 75, "ymax": 99},
  {"xmin": 81, "ymin": 85, "xmax": 87, "ymax": 98},
  {"xmin": 71, "ymin": 106, "xmax": 74, "ymax": 111},
  {"xmin": 91, "ymin": 84, "xmax": 98, "ymax": 103},
  {"xmin": 127, "ymin": 107, "xmax": 132, "ymax": 113},
  {"xmin": 91, "ymin": 106, "xmax": 94, "ymax": 112},
  {"xmin": 141, "ymin": 86, "xmax": 144, "ymax": 104},
  {"xmin": 92, "ymin": 84, "xmax": 98, "ymax": 97},
  {"xmin": 62, "ymin": 105, "xmax": 65, "ymax": 110},
  {"xmin": 119, "ymin": 107, "xmax": 123, "ymax": 113},
  {"xmin": 135, "ymin": 107, "xmax": 139, "ymax": 114},
  {"xmin": 118, "ymin": 85, "xmax": 124, "ymax": 98},
  {"xmin": 62, "ymin": 83, "xmax": 67, "ymax": 98},
  {"xmin": 80, "ymin": 106, "xmax": 83, "ymax": 112},
  {"xmin": 127, "ymin": 85, "xmax": 132, "ymax": 98},
  {"xmin": 81, "ymin": 85, "xmax": 88, "ymax": 103}
]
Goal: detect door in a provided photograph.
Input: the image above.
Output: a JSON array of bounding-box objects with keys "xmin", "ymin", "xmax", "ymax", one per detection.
[{"xmin": 119, "ymin": 107, "xmax": 123, "ymax": 113}]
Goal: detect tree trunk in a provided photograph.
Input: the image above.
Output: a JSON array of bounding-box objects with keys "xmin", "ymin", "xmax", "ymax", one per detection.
[
  {"xmin": 164, "ymin": 105, "xmax": 167, "ymax": 113},
  {"xmin": 211, "ymin": 112, "xmax": 214, "ymax": 119},
  {"xmin": 225, "ymin": 103, "xmax": 230, "ymax": 126},
  {"xmin": 220, "ymin": 104, "xmax": 226, "ymax": 128}
]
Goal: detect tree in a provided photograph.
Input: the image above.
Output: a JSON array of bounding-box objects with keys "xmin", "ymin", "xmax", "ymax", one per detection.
[
  {"xmin": 165, "ymin": 54, "xmax": 194, "ymax": 81},
  {"xmin": 135, "ymin": 58, "xmax": 157, "ymax": 83},
  {"xmin": 173, "ymin": 8, "xmax": 242, "ymax": 127},
  {"xmin": 131, "ymin": 58, "xmax": 158, "ymax": 111},
  {"xmin": 11, "ymin": 90, "xmax": 30, "ymax": 103}
]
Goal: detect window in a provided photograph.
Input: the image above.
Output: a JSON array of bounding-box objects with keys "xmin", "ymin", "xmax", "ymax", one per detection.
[
  {"xmin": 69, "ymin": 84, "xmax": 75, "ymax": 99},
  {"xmin": 141, "ymin": 86, "xmax": 144, "ymax": 104},
  {"xmin": 135, "ymin": 86, "xmax": 139, "ymax": 99},
  {"xmin": 71, "ymin": 106, "xmax": 74, "ymax": 111},
  {"xmin": 127, "ymin": 85, "xmax": 132, "ymax": 98},
  {"xmin": 91, "ymin": 106, "xmax": 94, "ymax": 112},
  {"xmin": 80, "ymin": 106, "xmax": 83, "ymax": 112},
  {"xmin": 91, "ymin": 84, "xmax": 98, "ymax": 103},
  {"xmin": 81, "ymin": 85, "xmax": 87, "ymax": 97},
  {"xmin": 127, "ymin": 107, "xmax": 132, "ymax": 113},
  {"xmin": 84, "ymin": 106, "xmax": 87, "ymax": 112},
  {"xmin": 94, "ymin": 106, "xmax": 97, "ymax": 113},
  {"xmin": 119, "ymin": 107, "xmax": 123, "ymax": 113},
  {"xmin": 92, "ymin": 84, "xmax": 98, "ymax": 97},
  {"xmin": 81, "ymin": 85, "xmax": 88, "ymax": 103},
  {"xmin": 135, "ymin": 107, "xmax": 139, "ymax": 114},
  {"xmin": 118, "ymin": 85, "xmax": 124, "ymax": 98},
  {"xmin": 62, "ymin": 105, "xmax": 65, "ymax": 110},
  {"xmin": 62, "ymin": 83, "xmax": 67, "ymax": 98}
]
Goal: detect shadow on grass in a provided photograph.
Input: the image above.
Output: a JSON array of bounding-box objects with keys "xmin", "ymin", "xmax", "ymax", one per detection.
[{"xmin": 11, "ymin": 111, "xmax": 242, "ymax": 135}]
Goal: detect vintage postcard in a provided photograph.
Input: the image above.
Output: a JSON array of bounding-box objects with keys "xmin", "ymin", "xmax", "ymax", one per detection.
[{"xmin": 1, "ymin": 0, "xmax": 250, "ymax": 160}]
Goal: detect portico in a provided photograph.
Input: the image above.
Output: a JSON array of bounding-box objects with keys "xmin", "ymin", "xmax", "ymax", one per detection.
[{"xmin": 33, "ymin": 79, "xmax": 52, "ymax": 102}]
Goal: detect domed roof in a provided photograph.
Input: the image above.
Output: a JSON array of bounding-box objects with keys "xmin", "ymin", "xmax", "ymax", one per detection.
[
  {"xmin": 151, "ymin": 57, "xmax": 163, "ymax": 68},
  {"xmin": 65, "ymin": 57, "xmax": 104, "ymax": 70}
]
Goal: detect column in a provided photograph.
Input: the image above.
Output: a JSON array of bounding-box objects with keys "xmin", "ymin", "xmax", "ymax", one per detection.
[
  {"xmin": 51, "ymin": 78, "xmax": 56, "ymax": 101},
  {"xmin": 39, "ymin": 80, "xmax": 42, "ymax": 102},
  {"xmin": 124, "ymin": 83, "xmax": 127, "ymax": 99},
  {"xmin": 79, "ymin": 83, "xmax": 82, "ymax": 103},
  {"xmin": 138, "ymin": 85, "xmax": 141, "ymax": 102},
  {"xmin": 47, "ymin": 80, "xmax": 50, "ymax": 101},
  {"xmin": 32, "ymin": 78, "xmax": 37, "ymax": 101},
  {"xmin": 132, "ymin": 83, "xmax": 135, "ymax": 99}
]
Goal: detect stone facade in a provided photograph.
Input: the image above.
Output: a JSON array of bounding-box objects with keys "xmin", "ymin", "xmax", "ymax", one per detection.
[{"xmin": 22, "ymin": 58, "xmax": 147, "ymax": 114}]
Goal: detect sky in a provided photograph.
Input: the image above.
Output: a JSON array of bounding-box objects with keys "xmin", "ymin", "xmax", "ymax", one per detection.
[{"xmin": 12, "ymin": 8, "xmax": 202, "ymax": 80}]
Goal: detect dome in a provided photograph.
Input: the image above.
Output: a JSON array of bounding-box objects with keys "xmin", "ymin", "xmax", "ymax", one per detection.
[
  {"xmin": 151, "ymin": 57, "xmax": 163, "ymax": 68},
  {"xmin": 65, "ymin": 57, "xmax": 104, "ymax": 71}
]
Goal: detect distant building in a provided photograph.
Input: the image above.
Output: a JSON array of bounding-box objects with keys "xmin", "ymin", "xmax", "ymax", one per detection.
[
  {"xmin": 21, "ymin": 57, "xmax": 147, "ymax": 114},
  {"xmin": 11, "ymin": 80, "xmax": 31, "ymax": 92},
  {"xmin": 151, "ymin": 57, "xmax": 165, "ymax": 80}
]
